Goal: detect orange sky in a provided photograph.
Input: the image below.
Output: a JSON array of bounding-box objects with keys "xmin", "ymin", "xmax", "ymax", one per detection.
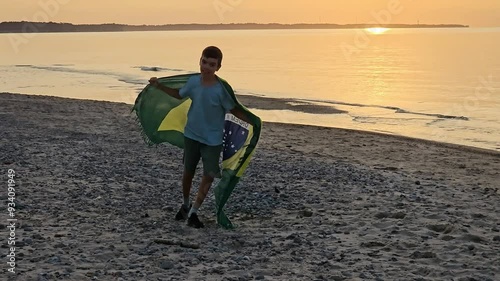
[{"xmin": 1, "ymin": 0, "xmax": 499, "ymax": 27}]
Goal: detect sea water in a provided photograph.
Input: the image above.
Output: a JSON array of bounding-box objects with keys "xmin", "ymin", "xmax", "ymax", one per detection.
[{"xmin": 0, "ymin": 28, "xmax": 499, "ymax": 150}]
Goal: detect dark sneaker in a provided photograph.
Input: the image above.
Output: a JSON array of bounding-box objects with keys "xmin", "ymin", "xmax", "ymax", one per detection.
[
  {"xmin": 175, "ymin": 204, "xmax": 190, "ymax": 221},
  {"xmin": 187, "ymin": 213, "xmax": 205, "ymax": 228}
]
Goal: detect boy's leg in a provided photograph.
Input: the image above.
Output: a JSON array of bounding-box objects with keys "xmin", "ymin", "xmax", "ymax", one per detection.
[
  {"xmin": 187, "ymin": 143, "xmax": 222, "ymax": 228},
  {"xmin": 192, "ymin": 174, "xmax": 215, "ymax": 213},
  {"xmin": 195, "ymin": 142, "xmax": 222, "ymax": 208},
  {"xmin": 187, "ymin": 175, "xmax": 214, "ymax": 228},
  {"xmin": 176, "ymin": 137, "xmax": 201, "ymax": 221},
  {"xmin": 182, "ymin": 170, "xmax": 195, "ymax": 205},
  {"xmin": 182, "ymin": 137, "xmax": 202, "ymax": 200}
]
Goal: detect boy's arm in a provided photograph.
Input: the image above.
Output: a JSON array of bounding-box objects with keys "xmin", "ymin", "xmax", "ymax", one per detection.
[
  {"xmin": 230, "ymin": 107, "xmax": 252, "ymax": 124},
  {"xmin": 149, "ymin": 77, "xmax": 182, "ymax": 100}
]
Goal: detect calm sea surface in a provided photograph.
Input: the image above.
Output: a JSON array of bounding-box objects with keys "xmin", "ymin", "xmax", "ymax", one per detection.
[{"xmin": 1, "ymin": 28, "xmax": 499, "ymax": 150}]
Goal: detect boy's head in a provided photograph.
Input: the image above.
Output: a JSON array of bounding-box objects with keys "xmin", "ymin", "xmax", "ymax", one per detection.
[{"xmin": 199, "ymin": 46, "xmax": 223, "ymax": 75}]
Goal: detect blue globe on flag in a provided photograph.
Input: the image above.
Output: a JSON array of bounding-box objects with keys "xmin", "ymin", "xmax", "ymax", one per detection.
[{"xmin": 222, "ymin": 118, "xmax": 248, "ymax": 161}]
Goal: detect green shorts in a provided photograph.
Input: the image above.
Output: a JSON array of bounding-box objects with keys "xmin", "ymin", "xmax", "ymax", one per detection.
[{"xmin": 183, "ymin": 136, "xmax": 222, "ymax": 178}]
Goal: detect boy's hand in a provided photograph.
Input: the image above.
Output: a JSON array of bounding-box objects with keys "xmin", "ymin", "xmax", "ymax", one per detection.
[
  {"xmin": 147, "ymin": 77, "xmax": 180, "ymax": 99},
  {"xmin": 149, "ymin": 77, "xmax": 159, "ymax": 87}
]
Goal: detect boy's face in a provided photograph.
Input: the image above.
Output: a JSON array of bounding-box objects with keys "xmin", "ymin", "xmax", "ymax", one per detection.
[{"xmin": 199, "ymin": 56, "xmax": 220, "ymax": 76}]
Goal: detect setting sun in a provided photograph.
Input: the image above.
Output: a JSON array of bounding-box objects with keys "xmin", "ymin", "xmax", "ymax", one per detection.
[{"xmin": 366, "ymin": 27, "xmax": 390, "ymax": 34}]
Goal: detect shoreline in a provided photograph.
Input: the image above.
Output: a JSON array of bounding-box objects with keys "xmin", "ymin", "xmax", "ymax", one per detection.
[
  {"xmin": 4, "ymin": 91, "xmax": 499, "ymax": 154},
  {"xmin": 1, "ymin": 92, "xmax": 499, "ymax": 280}
]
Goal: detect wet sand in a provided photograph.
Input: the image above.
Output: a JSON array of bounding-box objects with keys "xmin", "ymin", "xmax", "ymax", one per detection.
[{"xmin": 1, "ymin": 92, "xmax": 499, "ymax": 281}]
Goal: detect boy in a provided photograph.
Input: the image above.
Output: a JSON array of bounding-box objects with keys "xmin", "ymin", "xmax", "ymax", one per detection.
[{"xmin": 149, "ymin": 46, "xmax": 249, "ymax": 228}]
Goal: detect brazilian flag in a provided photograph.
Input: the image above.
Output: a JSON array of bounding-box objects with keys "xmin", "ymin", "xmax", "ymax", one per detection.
[{"xmin": 132, "ymin": 73, "xmax": 262, "ymax": 229}]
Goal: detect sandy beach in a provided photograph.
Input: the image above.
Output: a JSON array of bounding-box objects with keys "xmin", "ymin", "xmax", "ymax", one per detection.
[{"xmin": 1, "ymin": 92, "xmax": 499, "ymax": 281}]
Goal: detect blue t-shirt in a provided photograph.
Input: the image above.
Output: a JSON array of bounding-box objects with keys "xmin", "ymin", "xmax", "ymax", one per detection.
[{"xmin": 179, "ymin": 75, "xmax": 236, "ymax": 146}]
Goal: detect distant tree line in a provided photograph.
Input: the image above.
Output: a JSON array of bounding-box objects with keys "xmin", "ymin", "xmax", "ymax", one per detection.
[{"xmin": 0, "ymin": 21, "xmax": 469, "ymax": 33}]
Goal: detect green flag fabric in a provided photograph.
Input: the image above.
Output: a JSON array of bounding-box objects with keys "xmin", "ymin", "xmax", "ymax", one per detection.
[{"xmin": 133, "ymin": 74, "xmax": 262, "ymax": 229}]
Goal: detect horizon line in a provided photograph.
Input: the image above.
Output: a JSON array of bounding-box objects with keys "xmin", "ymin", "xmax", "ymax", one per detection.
[{"xmin": 0, "ymin": 21, "xmax": 471, "ymax": 27}]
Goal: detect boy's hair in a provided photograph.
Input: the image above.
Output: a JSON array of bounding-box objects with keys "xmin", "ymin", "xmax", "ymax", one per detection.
[{"xmin": 202, "ymin": 46, "xmax": 223, "ymax": 67}]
